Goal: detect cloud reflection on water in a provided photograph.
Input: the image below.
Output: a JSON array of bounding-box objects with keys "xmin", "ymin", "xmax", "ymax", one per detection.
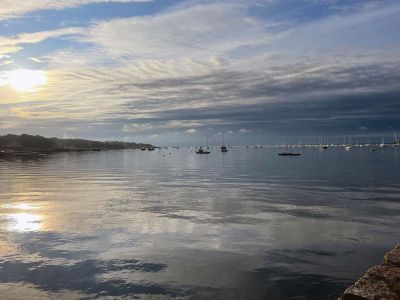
[{"xmin": 0, "ymin": 148, "xmax": 399, "ymax": 299}]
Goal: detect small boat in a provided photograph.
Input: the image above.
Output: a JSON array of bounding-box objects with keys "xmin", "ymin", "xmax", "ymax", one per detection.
[
  {"xmin": 140, "ymin": 148, "xmax": 146, "ymax": 151},
  {"xmin": 320, "ymin": 137, "xmax": 329, "ymax": 150},
  {"xmin": 278, "ymin": 152, "xmax": 301, "ymax": 156},
  {"xmin": 196, "ymin": 147, "xmax": 210, "ymax": 154},
  {"xmin": 147, "ymin": 147, "xmax": 155, "ymax": 151},
  {"xmin": 345, "ymin": 145, "xmax": 352, "ymax": 150},
  {"xmin": 196, "ymin": 136, "xmax": 210, "ymax": 154},
  {"xmin": 220, "ymin": 134, "xmax": 228, "ymax": 152}
]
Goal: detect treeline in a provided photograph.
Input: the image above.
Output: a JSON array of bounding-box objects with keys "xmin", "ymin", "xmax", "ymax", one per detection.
[{"xmin": 0, "ymin": 134, "xmax": 153, "ymax": 151}]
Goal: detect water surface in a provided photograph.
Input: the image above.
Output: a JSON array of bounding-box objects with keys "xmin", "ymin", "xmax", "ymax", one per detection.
[{"xmin": 0, "ymin": 147, "xmax": 399, "ymax": 299}]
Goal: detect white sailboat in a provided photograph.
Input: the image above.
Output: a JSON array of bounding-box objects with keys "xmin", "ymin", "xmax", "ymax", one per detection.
[
  {"xmin": 345, "ymin": 137, "xmax": 352, "ymax": 150},
  {"xmin": 379, "ymin": 137, "xmax": 386, "ymax": 148}
]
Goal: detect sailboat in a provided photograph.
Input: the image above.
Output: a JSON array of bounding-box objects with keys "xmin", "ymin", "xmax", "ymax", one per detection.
[
  {"xmin": 196, "ymin": 136, "xmax": 210, "ymax": 154},
  {"xmin": 321, "ymin": 137, "xmax": 328, "ymax": 149},
  {"xmin": 344, "ymin": 137, "xmax": 352, "ymax": 150},
  {"xmin": 196, "ymin": 146, "xmax": 210, "ymax": 154},
  {"xmin": 220, "ymin": 134, "xmax": 228, "ymax": 152},
  {"xmin": 394, "ymin": 133, "xmax": 399, "ymax": 146},
  {"xmin": 321, "ymin": 138, "xmax": 328, "ymax": 149},
  {"xmin": 379, "ymin": 137, "xmax": 387, "ymax": 148}
]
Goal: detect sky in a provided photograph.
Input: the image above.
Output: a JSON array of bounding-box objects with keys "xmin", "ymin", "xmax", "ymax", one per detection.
[{"xmin": 0, "ymin": 0, "xmax": 399, "ymax": 145}]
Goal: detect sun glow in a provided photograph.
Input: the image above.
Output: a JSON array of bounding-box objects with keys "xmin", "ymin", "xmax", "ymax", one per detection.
[{"xmin": 7, "ymin": 69, "xmax": 47, "ymax": 92}]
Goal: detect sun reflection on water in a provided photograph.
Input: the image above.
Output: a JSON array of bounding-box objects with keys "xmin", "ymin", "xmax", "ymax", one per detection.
[
  {"xmin": 2, "ymin": 203, "xmax": 40, "ymax": 210},
  {"xmin": 6, "ymin": 213, "xmax": 43, "ymax": 232},
  {"xmin": 2, "ymin": 202, "xmax": 44, "ymax": 232}
]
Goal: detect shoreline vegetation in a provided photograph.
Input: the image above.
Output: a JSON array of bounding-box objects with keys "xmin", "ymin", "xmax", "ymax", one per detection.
[{"xmin": 0, "ymin": 134, "xmax": 154, "ymax": 158}]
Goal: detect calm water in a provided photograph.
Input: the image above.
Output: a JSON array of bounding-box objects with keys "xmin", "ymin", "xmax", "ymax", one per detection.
[{"xmin": 0, "ymin": 147, "xmax": 399, "ymax": 299}]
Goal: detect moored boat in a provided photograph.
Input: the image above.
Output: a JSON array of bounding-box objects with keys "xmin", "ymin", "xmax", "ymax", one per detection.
[
  {"xmin": 379, "ymin": 137, "xmax": 386, "ymax": 148},
  {"xmin": 196, "ymin": 147, "xmax": 210, "ymax": 154},
  {"xmin": 220, "ymin": 134, "xmax": 228, "ymax": 152},
  {"xmin": 278, "ymin": 152, "xmax": 301, "ymax": 156}
]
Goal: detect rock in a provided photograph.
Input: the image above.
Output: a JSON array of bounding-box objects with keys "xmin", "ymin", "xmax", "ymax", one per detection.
[
  {"xmin": 339, "ymin": 244, "xmax": 400, "ymax": 300},
  {"xmin": 384, "ymin": 244, "xmax": 400, "ymax": 268}
]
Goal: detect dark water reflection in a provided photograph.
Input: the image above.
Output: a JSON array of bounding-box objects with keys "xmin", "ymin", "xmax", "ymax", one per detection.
[{"xmin": 0, "ymin": 147, "xmax": 399, "ymax": 299}]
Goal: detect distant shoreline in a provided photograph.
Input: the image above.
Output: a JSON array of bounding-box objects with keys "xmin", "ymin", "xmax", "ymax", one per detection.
[{"xmin": 0, "ymin": 134, "xmax": 154, "ymax": 154}]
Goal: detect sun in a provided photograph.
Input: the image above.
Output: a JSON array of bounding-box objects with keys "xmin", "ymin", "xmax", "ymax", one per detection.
[{"xmin": 7, "ymin": 69, "xmax": 47, "ymax": 92}]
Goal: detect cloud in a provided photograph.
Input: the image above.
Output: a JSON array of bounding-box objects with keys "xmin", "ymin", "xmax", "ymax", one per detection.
[
  {"xmin": 0, "ymin": 60, "xmax": 13, "ymax": 66},
  {"xmin": 1, "ymin": 0, "xmax": 400, "ymax": 143},
  {"xmin": 0, "ymin": 46, "xmax": 22, "ymax": 56},
  {"xmin": 0, "ymin": 27, "xmax": 83, "ymax": 55},
  {"xmin": 185, "ymin": 129, "xmax": 197, "ymax": 135},
  {"xmin": 3, "ymin": 55, "xmax": 400, "ymax": 139},
  {"xmin": 239, "ymin": 128, "xmax": 252, "ymax": 134},
  {"xmin": 28, "ymin": 58, "xmax": 44, "ymax": 63},
  {"xmin": 0, "ymin": 0, "xmax": 153, "ymax": 20},
  {"xmin": 80, "ymin": 2, "xmax": 275, "ymax": 60}
]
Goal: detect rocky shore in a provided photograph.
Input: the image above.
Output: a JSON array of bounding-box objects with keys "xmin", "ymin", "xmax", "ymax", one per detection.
[{"xmin": 339, "ymin": 244, "xmax": 400, "ymax": 300}]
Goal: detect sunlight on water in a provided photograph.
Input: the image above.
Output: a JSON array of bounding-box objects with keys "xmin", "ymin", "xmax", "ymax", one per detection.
[
  {"xmin": 6, "ymin": 213, "xmax": 42, "ymax": 232},
  {"xmin": 2, "ymin": 203, "xmax": 40, "ymax": 211},
  {"xmin": 2, "ymin": 202, "xmax": 44, "ymax": 232}
]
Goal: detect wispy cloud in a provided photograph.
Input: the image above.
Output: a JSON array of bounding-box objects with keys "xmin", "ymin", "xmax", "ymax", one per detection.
[
  {"xmin": 0, "ymin": 0, "xmax": 153, "ymax": 20},
  {"xmin": 78, "ymin": 2, "xmax": 275, "ymax": 60},
  {"xmin": 0, "ymin": 27, "xmax": 83, "ymax": 55}
]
